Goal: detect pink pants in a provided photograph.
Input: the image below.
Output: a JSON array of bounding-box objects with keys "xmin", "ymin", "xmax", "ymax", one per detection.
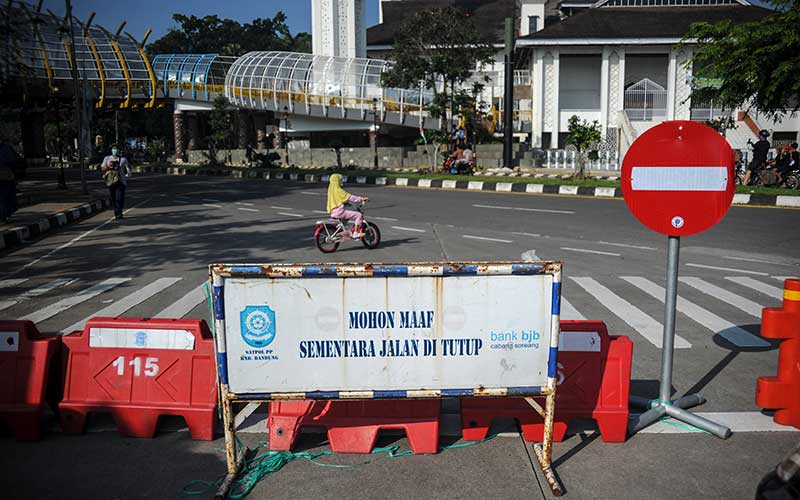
[{"xmin": 330, "ymin": 206, "xmax": 363, "ymax": 227}]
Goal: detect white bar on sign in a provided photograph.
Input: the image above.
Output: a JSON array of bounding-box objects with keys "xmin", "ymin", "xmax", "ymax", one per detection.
[
  {"xmin": 631, "ymin": 166, "xmax": 728, "ymax": 191},
  {"xmin": 89, "ymin": 328, "xmax": 196, "ymax": 350},
  {"xmin": 0, "ymin": 331, "xmax": 19, "ymax": 352},
  {"xmin": 558, "ymin": 331, "xmax": 600, "ymax": 352}
]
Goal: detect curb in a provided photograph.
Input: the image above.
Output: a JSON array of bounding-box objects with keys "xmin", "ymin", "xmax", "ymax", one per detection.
[
  {"xmin": 1, "ymin": 198, "xmax": 111, "ymax": 251},
  {"xmin": 133, "ymin": 165, "xmax": 800, "ymax": 208}
]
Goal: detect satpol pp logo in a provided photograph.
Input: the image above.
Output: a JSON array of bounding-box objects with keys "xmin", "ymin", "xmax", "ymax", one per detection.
[{"xmin": 240, "ymin": 306, "xmax": 276, "ymax": 348}]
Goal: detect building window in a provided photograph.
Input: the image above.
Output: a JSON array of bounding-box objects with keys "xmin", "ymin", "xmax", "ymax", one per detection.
[{"xmin": 528, "ymin": 16, "xmax": 539, "ymax": 34}]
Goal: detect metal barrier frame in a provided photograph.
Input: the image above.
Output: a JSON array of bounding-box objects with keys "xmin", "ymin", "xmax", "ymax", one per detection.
[{"xmin": 209, "ymin": 261, "xmax": 564, "ymax": 498}]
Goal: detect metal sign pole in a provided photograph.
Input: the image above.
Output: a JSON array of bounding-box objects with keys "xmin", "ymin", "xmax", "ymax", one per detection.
[{"xmin": 629, "ymin": 236, "xmax": 732, "ymax": 438}]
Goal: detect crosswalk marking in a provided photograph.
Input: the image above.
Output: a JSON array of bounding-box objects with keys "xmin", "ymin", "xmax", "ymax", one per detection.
[
  {"xmin": 685, "ymin": 263, "xmax": 768, "ymax": 276},
  {"xmin": 560, "ymin": 297, "xmax": 585, "ymax": 320},
  {"xmin": 570, "ymin": 277, "xmax": 691, "ymax": 348},
  {"xmin": 0, "ymin": 278, "xmax": 77, "ymax": 312},
  {"xmin": 679, "ymin": 277, "xmax": 766, "ymax": 317},
  {"xmin": 621, "ymin": 277, "xmax": 769, "ymax": 348},
  {"xmin": 155, "ymin": 283, "xmax": 207, "ymax": 319},
  {"xmin": 725, "ymin": 277, "xmax": 784, "ymax": 300},
  {"xmin": 62, "ymin": 277, "xmax": 182, "ymax": 333},
  {"xmin": 20, "ymin": 278, "xmax": 131, "ymax": 324},
  {"xmin": 0, "ymin": 278, "xmax": 29, "ymax": 288}
]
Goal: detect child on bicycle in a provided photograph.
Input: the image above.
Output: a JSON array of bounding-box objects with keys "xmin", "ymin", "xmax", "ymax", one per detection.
[{"xmin": 327, "ymin": 173, "xmax": 369, "ymax": 239}]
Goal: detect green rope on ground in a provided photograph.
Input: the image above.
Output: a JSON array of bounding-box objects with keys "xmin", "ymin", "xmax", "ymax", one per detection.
[
  {"xmin": 656, "ymin": 416, "xmax": 710, "ymax": 434},
  {"xmin": 183, "ymin": 434, "xmax": 497, "ymax": 498}
]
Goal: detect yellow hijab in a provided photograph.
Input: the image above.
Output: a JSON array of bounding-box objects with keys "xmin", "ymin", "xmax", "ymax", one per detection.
[{"xmin": 326, "ymin": 173, "xmax": 351, "ymax": 212}]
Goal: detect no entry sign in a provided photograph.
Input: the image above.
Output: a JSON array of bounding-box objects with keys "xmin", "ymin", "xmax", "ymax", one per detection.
[{"xmin": 621, "ymin": 121, "xmax": 735, "ymax": 237}]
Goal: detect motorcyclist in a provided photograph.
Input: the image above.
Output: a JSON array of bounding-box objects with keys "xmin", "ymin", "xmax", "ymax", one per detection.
[{"xmin": 743, "ymin": 129, "xmax": 770, "ymax": 186}]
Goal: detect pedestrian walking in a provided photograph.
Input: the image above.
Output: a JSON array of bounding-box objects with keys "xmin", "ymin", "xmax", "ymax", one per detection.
[
  {"xmin": 101, "ymin": 144, "xmax": 130, "ymax": 220},
  {"xmin": 0, "ymin": 142, "xmax": 20, "ymax": 223}
]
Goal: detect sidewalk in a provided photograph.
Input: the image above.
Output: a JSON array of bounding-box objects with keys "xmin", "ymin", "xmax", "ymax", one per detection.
[{"xmin": 1, "ymin": 169, "xmax": 109, "ymax": 250}]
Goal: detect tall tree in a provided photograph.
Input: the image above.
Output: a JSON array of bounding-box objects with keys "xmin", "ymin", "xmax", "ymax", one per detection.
[
  {"xmin": 381, "ymin": 7, "xmax": 496, "ymax": 135},
  {"xmin": 685, "ymin": 1, "xmax": 799, "ymax": 119},
  {"xmin": 147, "ymin": 13, "xmax": 311, "ymax": 56}
]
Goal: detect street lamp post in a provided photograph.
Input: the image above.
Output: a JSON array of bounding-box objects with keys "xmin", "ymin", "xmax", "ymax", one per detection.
[
  {"xmin": 282, "ymin": 106, "xmax": 290, "ymax": 167},
  {"xmin": 371, "ymin": 98, "xmax": 379, "ymax": 169}
]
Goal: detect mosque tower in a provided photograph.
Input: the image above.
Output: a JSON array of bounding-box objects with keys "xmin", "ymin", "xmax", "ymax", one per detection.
[{"xmin": 311, "ymin": 0, "xmax": 366, "ymax": 58}]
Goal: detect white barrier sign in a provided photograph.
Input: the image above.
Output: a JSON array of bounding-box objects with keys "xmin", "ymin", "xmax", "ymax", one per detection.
[{"xmin": 215, "ymin": 263, "xmax": 561, "ymax": 396}]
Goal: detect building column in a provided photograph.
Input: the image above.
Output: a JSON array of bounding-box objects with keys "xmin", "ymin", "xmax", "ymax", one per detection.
[
  {"xmin": 531, "ymin": 49, "xmax": 545, "ymax": 148},
  {"xmin": 173, "ymin": 110, "xmax": 185, "ymax": 163},
  {"xmin": 673, "ymin": 48, "xmax": 693, "ymax": 121},
  {"xmin": 186, "ymin": 113, "xmax": 201, "ymax": 151},
  {"xmin": 21, "ymin": 110, "xmax": 46, "ymax": 166},
  {"xmin": 550, "ymin": 51, "xmax": 560, "ymax": 149},
  {"xmin": 600, "ymin": 48, "xmax": 610, "ymax": 136},
  {"xmin": 666, "ymin": 50, "xmax": 678, "ymax": 120}
]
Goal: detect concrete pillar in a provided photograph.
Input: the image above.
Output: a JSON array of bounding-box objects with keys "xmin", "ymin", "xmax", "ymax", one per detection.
[
  {"xmin": 551, "ymin": 51, "xmax": 560, "ymax": 150},
  {"xmin": 186, "ymin": 113, "xmax": 201, "ymax": 151},
  {"xmin": 600, "ymin": 48, "xmax": 610, "ymax": 136},
  {"xmin": 667, "ymin": 50, "xmax": 677, "ymax": 121},
  {"xmin": 532, "ymin": 49, "xmax": 545, "ymax": 148},
  {"xmin": 173, "ymin": 110, "xmax": 185, "ymax": 163},
  {"xmin": 254, "ymin": 113, "xmax": 267, "ymax": 150},
  {"xmin": 21, "ymin": 110, "xmax": 46, "ymax": 165},
  {"xmin": 237, "ymin": 110, "xmax": 251, "ymax": 150}
]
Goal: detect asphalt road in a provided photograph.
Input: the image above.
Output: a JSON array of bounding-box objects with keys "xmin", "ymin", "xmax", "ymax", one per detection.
[{"xmin": 1, "ymin": 170, "xmax": 798, "ymax": 500}]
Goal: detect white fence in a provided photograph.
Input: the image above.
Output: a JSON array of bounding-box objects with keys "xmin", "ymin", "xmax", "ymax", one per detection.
[
  {"xmin": 624, "ymin": 78, "xmax": 667, "ymax": 121},
  {"xmin": 542, "ymin": 150, "xmax": 620, "ymax": 171}
]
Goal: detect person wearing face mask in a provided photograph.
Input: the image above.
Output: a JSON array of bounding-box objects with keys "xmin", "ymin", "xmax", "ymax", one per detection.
[{"xmin": 100, "ymin": 144, "xmax": 130, "ymax": 220}]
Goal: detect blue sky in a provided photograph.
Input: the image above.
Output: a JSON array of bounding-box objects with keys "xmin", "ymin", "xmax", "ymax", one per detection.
[{"xmin": 44, "ymin": 0, "xmax": 381, "ymax": 43}]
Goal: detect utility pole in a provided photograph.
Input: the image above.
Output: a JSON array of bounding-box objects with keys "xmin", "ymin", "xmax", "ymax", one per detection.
[
  {"xmin": 371, "ymin": 98, "xmax": 379, "ymax": 169},
  {"xmin": 65, "ymin": 0, "xmax": 87, "ymax": 194},
  {"xmin": 502, "ymin": 16, "xmax": 515, "ymax": 170}
]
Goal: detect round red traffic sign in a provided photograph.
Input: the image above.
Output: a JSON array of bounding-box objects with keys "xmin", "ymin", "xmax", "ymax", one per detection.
[{"xmin": 621, "ymin": 120, "xmax": 735, "ymax": 237}]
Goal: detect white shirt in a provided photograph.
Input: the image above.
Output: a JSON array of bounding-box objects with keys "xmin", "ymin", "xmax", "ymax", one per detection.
[{"xmin": 101, "ymin": 155, "xmax": 131, "ymax": 185}]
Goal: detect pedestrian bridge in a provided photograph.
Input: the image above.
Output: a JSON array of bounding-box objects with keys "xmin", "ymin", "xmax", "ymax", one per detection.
[{"xmin": 151, "ymin": 52, "xmax": 438, "ymax": 129}]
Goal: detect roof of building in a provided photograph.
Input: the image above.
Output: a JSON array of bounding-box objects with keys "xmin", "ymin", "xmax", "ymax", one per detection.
[
  {"xmin": 519, "ymin": 5, "xmax": 774, "ymax": 41},
  {"xmin": 367, "ymin": 0, "xmax": 517, "ymax": 46}
]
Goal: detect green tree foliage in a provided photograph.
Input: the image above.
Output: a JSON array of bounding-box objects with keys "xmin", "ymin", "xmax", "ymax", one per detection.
[
  {"xmin": 381, "ymin": 7, "xmax": 495, "ymax": 134},
  {"xmin": 685, "ymin": 1, "xmax": 800, "ymax": 119},
  {"xmin": 147, "ymin": 13, "xmax": 310, "ymax": 56},
  {"xmin": 206, "ymin": 96, "xmax": 233, "ymax": 165},
  {"xmin": 565, "ymin": 115, "xmax": 601, "ymax": 179}
]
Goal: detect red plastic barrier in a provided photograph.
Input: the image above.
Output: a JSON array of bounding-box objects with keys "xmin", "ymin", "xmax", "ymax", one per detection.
[
  {"xmin": 59, "ymin": 317, "xmax": 217, "ymax": 440},
  {"xmin": 461, "ymin": 320, "xmax": 633, "ymax": 443},
  {"xmin": 268, "ymin": 400, "xmax": 440, "ymax": 454},
  {"xmin": 0, "ymin": 321, "xmax": 59, "ymax": 441},
  {"xmin": 756, "ymin": 279, "xmax": 800, "ymax": 429}
]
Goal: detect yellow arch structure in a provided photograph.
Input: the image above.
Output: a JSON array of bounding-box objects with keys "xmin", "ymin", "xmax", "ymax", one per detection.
[{"xmin": 127, "ymin": 29, "xmax": 156, "ymax": 109}]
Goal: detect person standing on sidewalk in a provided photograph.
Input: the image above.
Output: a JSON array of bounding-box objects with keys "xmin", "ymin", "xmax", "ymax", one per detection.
[
  {"xmin": 0, "ymin": 142, "xmax": 20, "ymax": 223},
  {"xmin": 100, "ymin": 144, "xmax": 130, "ymax": 220}
]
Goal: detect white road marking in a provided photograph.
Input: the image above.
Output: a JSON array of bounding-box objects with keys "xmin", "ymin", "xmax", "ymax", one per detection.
[
  {"xmin": 155, "ymin": 283, "xmax": 208, "ymax": 319},
  {"xmin": 277, "ymin": 212, "xmax": 303, "ymax": 218},
  {"xmin": 560, "ymin": 297, "xmax": 585, "ymax": 320},
  {"xmin": 473, "ymin": 204, "xmax": 575, "ymax": 215},
  {"xmin": 235, "ymin": 202, "xmax": 255, "ymax": 206},
  {"xmin": 571, "ymin": 277, "xmax": 690, "ymax": 348},
  {"xmin": 237, "ymin": 208, "xmax": 259, "ymax": 212},
  {"xmin": 0, "ymin": 278, "xmax": 28, "ymax": 288},
  {"xmin": 723, "ymin": 255, "xmax": 795, "ymax": 266},
  {"xmin": 300, "ymin": 191, "xmax": 322, "ymax": 196},
  {"xmin": 561, "ymin": 247, "xmax": 621, "ymax": 257},
  {"xmin": 392, "ymin": 226, "xmax": 426, "ymax": 233},
  {"xmin": 621, "ymin": 276, "xmax": 769, "ymax": 348},
  {"xmin": 201, "ymin": 198, "xmax": 221, "ymax": 202},
  {"xmin": 0, "ymin": 278, "xmax": 78, "ymax": 312},
  {"xmin": 773, "ymin": 276, "xmax": 798, "ymax": 282},
  {"xmin": 372, "ymin": 216, "xmax": 399, "ymax": 222},
  {"xmin": 638, "ymin": 411, "xmax": 797, "ymax": 434},
  {"xmin": 463, "ymin": 235, "xmax": 513, "ymax": 244},
  {"xmin": 513, "ymin": 232, "xmax": 543, "ymax": 238},
  {"xmin": 62, "ymin": 277, "xmax": 182, "ymax": 333},
  {"xmin": 679, "ymin": 277, "xmax": 766, "ymax": 317},
  {"xmin": 203, "ymin": 203, "xmax": 223, "ymax": 208},
  {"xmin": 685, "ymin": 263, "xmax": 768, "ymax": 276},
  {"xmin": 270, "ymin": 205, "xmax": 293, "ymax": 210},
  {"xmin": 174, "ymin": 200, "xmax": 190, "ymax": 204},
  {"xmin": 13, "ymin": 198, "xmax": 152, "ymax": 276},
  {"xmin": 596, "ymin": 241, "xmax": 657, "ymax": 251},
  {"xmin": 725, "ymin": 277, "xmax": 784, "ymax": 300},
  {"xmin": 20, "ymin": 278, "xmax": 131, "ymax": 324}
]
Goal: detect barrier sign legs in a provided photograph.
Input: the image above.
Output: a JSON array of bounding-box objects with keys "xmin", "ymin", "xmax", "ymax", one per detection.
[{"xmin": 629, "ymin": 236, "xmax": 732, "ymax": 439}]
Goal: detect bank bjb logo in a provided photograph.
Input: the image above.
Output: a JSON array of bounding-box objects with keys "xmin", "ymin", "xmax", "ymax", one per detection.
[{"xmin": 240, "ymin": 306, "xmax": 276, "ymax": 348}]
